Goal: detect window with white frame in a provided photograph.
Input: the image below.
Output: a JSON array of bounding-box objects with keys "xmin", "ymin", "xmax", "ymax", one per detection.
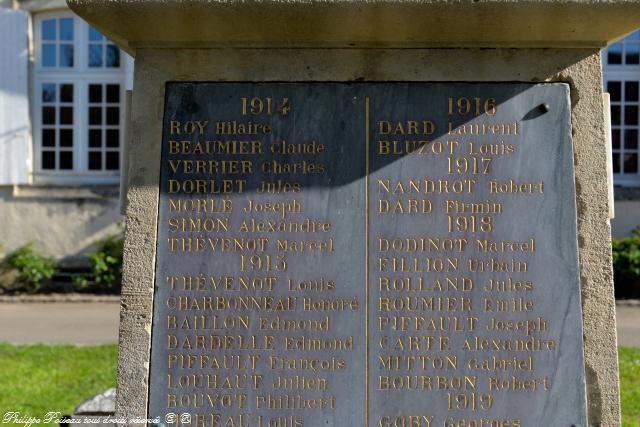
[
  {"xmin": 606, "ymin": 32, "xmax": 640, "ymax": 66},
  {"xmin": 34, "ymin": 12, "xmax": 127, "ymax": 184},
  {"xmin": 604, "ymin": 31, "xmax": 640, "ymax": 187}
]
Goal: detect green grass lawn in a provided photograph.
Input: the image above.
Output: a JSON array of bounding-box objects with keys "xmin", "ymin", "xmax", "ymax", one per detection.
[
  {"xmin": 0, "ymin": 343, "xmax": 637, "ymax": 425},
  {"xmin": 621, "ymin": 346, "xmax": 640, "ymax": 427},
  {"xmin": 0, "ymin": 343, "xmax": 117, "ymax": 425}
]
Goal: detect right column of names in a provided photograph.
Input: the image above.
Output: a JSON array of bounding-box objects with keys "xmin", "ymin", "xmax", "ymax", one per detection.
[{"xmin": 368, "ymin": 84, "xmax": 583, "ymax": 427}]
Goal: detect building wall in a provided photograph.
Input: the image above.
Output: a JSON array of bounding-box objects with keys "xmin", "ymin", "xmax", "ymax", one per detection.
[
  {"xmin": 0, "ymin": 3, "xmax": 637, "ymax": 266},
  {"xmin": 612, "ymin": 201, "xmax": 640, "ymax": 238},
  {"xmin": 0, "ymin": 1, "xmax": 125, "ymax": 261},
  {"xmin": 0, "ymin": 185, "xmax": 121, "ymax": 261},
  {"xmin": 603, "ymin": 32, "xmax": 640, "ymax": 239},
  {"xmin": 612, "ymin": 187, "xmax": 640, "ymax": 238}
]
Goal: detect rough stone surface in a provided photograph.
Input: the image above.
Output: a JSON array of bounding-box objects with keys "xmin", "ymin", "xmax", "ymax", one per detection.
[
  {"xmin": 67, "ymin": 0, "xmax": 640, "ymax": 52},
  {"xmin": 111, "ymin": 48, "xmax": 620, "ymax": 426},
  {"xmin": 556, "ymin": 54, "xmax": 621, "ymax": 427}
]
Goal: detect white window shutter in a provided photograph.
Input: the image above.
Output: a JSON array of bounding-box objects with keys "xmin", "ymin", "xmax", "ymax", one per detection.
[{"xmin": 0, "ymin": 9, "xmax": 30, "ymax": 185}]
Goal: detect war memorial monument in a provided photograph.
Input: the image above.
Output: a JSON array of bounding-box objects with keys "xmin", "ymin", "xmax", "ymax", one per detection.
[{"xmin": 68, "ymin": 1, "xmax": 640, "ymax": 426}]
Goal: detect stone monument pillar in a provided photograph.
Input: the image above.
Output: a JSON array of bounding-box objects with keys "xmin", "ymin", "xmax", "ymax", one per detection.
[{"xmin": 68, "ymin": 1, "xmax": 640, "ymax": 426}]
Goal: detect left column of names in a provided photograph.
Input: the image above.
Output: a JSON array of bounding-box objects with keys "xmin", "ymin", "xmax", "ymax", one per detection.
[{"xmin": 149, "ymin": 83, "xmax": 367, "ymax": 427}]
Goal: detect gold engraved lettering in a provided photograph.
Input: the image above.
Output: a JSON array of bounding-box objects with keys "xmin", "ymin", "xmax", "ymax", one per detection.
[
  {"xmin": 170, "ymin": 120, "xmax": 208, "ymax": 135},
  {"xmin": 468, "ymin": 258, "xmax": 528, "ymax": 273},
  {"xmin": 476, "ymin": 238, "xmax": 536, "ymax": 252},
  {"xmin": 167, "ymin": 353, "xmax": 260, "ymax": 370},
  {"xmin": 443, "ymin": 417, "xmax": 522, "ymax": 427},
  {"xmin": 187, "ymin": 413, "xmax": 251, "ymax": 427},
  {"xmin": 270, "ymin": 140, "xmax": 325, "ymax": 155},
  {"xmin": 448, "ymin": 97, "xmax": 497, "ymax": 116},
  {"xmin": 168, "ymin": 179, "xmax": 246, "ymax": 194},
  {"xmin": 462, "ymin": 336, "xmax": 556, "ymax": 352},
  {"xmin": 167, "ymin": 314, "xmax": 250, "ymax": 331},
  {"xmin": 483, "ymin": 277, "xmax": 534, "ymax": 292},
  {"xmin": 167, "ymin": 334, "xmax": 275, "ymax": 351},
  {"xmin": 378, "ymin": 296, "xmax": 472, "ymax": 312},
  {"xmin": 169, "ymin": 139, "xmax": 262, "ymax": 155},
  {"xmin": 468, "ymin": 141, "xmax": 515, "ymax": 156},
  {"xmin": 258, "ymin": 415, "xmax": 303, "ymax": 427},
  {"xmin": 277, "ymin": 238, "xmax": 334, "ymax": 253},
  {"xmin": 489, "ymin": 179, "xmax": 544, "ymax": 194},
  {"xmin": 244, "ymin": 199, "xmax": 302, "ymax": 220},
  {"xmin": 216, "ymin": 120, "xmax": 272, "ymax": 135},
  {"xmin": 284, "ymin": 335, "xmax": 354, "ymax": 351},
  {"xmin": 268, "ymin": 355, "xmax": 347, "ymax": 371},
  {"xmin": 379, "ymin": 415, "xmax": 435, "ymax": 427},
  {"xmin": 378, "ymin": 120, "xmax": 436, "ymax": 135},
  {"xmin": 445, "ymin": 200, "xmax": 502, "ymax": 215},
  {"xmin": 467, "ymin": 355, "xmax": 534, "ymax": 373},
  {"xmin": 378, "ymin": 139, "xmax": 459, "ymax": 156},
  {"xmin": 378, "ymin": 354, "xmax": 457, "ymax": 371},
  {"xmin": 272, "ymin": 375, "xmax": 328, "ymax": 391},
  {"xmin": 167, "ymin": 236, "xmax": 269, "ymax": 253},
  {"xmin": 168, "ymin": 159, "xmax": 253, "ymax": 175},
  {"xmin": 448, "ymin": 122, "xmax": 518, "ymax": 136},
  {"xmin": 259, "ymin": 315, "xmax": 331, "ymax": 332},
  {"xmin": 303, "ymin": 296, "xmax": 358, "ymax": 311},
  {"xmin": 167, "ymin": 392, "xmax": 247, "ymax": 409},
  {"xmin": 287, "ymin": 277, "xmax": 335, "ymax": 292},
  {"xmin": 238, "ymin": 217, "xmax": 331, "ymax": 233},
  {"xmin": 378, "ymin": 276, "xmax": 473, "ymax": 293},
  {"xmin": 166, "ymin": 275, "xmax": 276, "ymax": 292},
  {"xmin": 167, "ymin": 373, "xmax": 262, "ymax": 389},
  {"xmin": 255, "ymin": 394, "xmax": 337, "ymax": 410},
  {"xmin": 168, "ymin": 217, "xmax": 229, "ymax": 233},
  {"xmin": 486, "ymin": 316, "xmax": 547, "ymax": 335},
  {"xmin": 378, "ymin": 179, "xmax": 476, "ymax": 194},
  {"xmin": 168, "ymin": 198, "xmax": 232, "ymax": 213},
  {"xmin": 378, "ymin": 375, "xmax": 476, "ymax": 391},
  {"xmin": 378, "ymin": 256, "xmax": 459, "ymax": 273},
  {"xmin": 483, "ymin": 297, "xmax": 534, "ymax": 312},
  {"xmin": 379, "ymin": 237, "xmax": 468, "ymax": 253},
  {"xmin": 378, "ymin": 336, "xmax": 450, "ymax": 351},
  {"xmin": 261, "ymin": 159, "xmax": 326, "ymax": 175},
  {"xmin": 165, "ymin": 295, "xmax": 295, "ymax": 312},
  {"xmin": 378, "ymin": 316, "xmax": 478, "ymax": 332},
  {"xmin": 378, "ymin": 198, "xmax": 433, "ymax": 214},
  {"xmin": 489, "ymin": 376, "xmax": 550, "ymax": 392},
  {"xmin": 257, "ymin": 180, "xmax": 301, "ymax": 194}
]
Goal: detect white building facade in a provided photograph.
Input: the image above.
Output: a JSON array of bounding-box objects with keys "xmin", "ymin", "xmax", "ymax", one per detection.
[
  {"xmin": 604, "ymin": 32, "xmax": 640, "ymax": 238},
  {"xmin": 0, "ymin": 1, "xmax": 638, "ymax": 264},
  {"xmin": 0, "ymin": 0, "xmax": 130, "ymax": 263}
]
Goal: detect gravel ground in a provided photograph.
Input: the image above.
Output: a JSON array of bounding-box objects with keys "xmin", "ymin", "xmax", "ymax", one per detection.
[{"xmin": 0, "ymin": 299, "xmax": 120, "ymax": 344}]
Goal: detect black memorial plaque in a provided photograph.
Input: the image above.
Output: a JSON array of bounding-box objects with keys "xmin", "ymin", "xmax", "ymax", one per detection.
[{"xmin": 148, "ymin": 83, "xmax": 588, "ymax": 427}]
